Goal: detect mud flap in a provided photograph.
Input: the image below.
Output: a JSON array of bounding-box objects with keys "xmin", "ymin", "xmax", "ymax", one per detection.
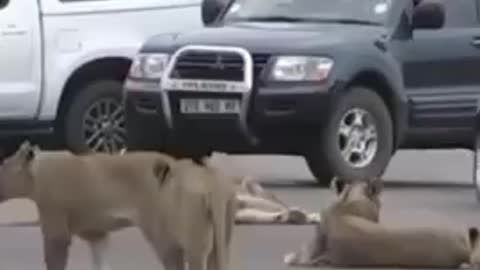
[{"xmin": 473, "ymin": 102, "xmax": 480, "ymax": 202}]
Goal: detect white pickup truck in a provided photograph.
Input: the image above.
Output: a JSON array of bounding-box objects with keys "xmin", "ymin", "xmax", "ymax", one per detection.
[{"xmin": 0, "ymin": 0, "xmax": 202, "ymax": 154}]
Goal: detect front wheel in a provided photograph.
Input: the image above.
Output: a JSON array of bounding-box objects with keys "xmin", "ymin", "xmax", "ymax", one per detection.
[
  {"xmin": 305, "ymin": 86, "xmax": 394, "ymax": 186},
  {"xmin": 64, "ymin": 79, "xmax": 126, "ymax": 154}
]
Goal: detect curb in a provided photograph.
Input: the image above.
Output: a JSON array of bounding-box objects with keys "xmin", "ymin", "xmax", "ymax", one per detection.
[{"xmin": 0, "ymin": 221, "xmax": 39, "ymax": 227}]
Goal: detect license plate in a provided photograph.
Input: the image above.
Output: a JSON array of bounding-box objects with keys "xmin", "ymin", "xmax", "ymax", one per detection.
[{"xmin": 180, "ymin": 98, "xmax": 241, "ymax": 114}]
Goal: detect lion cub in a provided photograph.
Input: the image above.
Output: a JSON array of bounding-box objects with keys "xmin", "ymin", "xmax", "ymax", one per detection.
[{"xmin": 0, "ymin": 141, "xmax": 237, "ymax": 270}]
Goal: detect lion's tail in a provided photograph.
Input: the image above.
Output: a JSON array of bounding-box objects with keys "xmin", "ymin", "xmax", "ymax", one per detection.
[
  {"xmin": 283, "ymin": 250, "xmax": 326, "ymax": 267},
  {"xmin": 152, "ymin": 162, "xmax": 171, "ymax": 186},
  {"xmin": 283, "ymin": 237, "xmax": 328, "ymax": 267}
]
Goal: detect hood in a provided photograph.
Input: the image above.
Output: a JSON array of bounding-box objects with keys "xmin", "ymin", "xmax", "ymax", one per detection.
[{"xmin": 141, "ymin": 22, "xmax": 387, "ymax": 55}]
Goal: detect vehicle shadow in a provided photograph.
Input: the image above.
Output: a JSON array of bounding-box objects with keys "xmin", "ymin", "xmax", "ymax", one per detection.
[{"xmin": 258, "ymin": 178, "xmax": 474, "ymax": 190}]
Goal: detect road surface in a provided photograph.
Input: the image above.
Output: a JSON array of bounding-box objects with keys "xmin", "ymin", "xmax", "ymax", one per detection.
[{"xmin": 0, "ymin": 149, "xmax": 479, "ymax": 270}]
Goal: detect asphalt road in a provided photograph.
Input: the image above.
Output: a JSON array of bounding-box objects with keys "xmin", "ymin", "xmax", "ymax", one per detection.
[{"xmin": 0, "ymin": 149, "xmax": 480, "ymax": 270}]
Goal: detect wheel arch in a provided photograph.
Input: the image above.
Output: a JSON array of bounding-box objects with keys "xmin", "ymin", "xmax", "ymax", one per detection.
[
  {"xmin": 344, "ymin": 69, "xmax": 404, "ymax": 151},
  {"xmin": 54, "ymin": 57, "xmax": 132, "ymax": 143}
]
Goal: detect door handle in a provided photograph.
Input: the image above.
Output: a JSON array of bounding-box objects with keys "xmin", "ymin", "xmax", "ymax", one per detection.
[{"xmin": 472, "ymin": 38, "xmax": 480, "ymax": 47}]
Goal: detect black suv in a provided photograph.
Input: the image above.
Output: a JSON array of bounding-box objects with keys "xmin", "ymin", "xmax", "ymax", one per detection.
[{"xmin": 123, "ymin": 0, "xmax": 473, "ymax": 185}]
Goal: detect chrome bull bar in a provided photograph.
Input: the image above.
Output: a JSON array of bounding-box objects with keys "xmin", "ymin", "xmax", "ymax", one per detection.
[{"xmin": 159, "ymin": 45, "xmax": 258, "ymax": 145}]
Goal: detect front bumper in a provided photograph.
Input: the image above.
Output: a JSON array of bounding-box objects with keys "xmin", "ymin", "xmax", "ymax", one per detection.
[
  {"xmin": 124, "ymin": 80, "xmax": 342, "ymax": 154},
  {"xmin": 124, "ymin": 45, "xmax": 342, "ymax": 154}
]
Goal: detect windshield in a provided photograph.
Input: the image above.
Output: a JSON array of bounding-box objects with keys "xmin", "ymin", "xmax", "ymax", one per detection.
[{"xmin": 222, "ymin": 0, "xmax": 393, "ymax": 25}]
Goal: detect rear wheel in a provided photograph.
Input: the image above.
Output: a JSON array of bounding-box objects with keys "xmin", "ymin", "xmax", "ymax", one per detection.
[{"xmin": 305, "ymin": 86, "xmax": 394, "ymax": 186}]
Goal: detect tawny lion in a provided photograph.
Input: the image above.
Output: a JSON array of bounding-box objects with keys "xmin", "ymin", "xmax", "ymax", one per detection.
[
  {"xmin": 0, "ymin": 141, "xmax": 237, "ymax": 270},
  {"xmin": 286, "ymin": 177, "xmax": 478, "ymax": 268}
]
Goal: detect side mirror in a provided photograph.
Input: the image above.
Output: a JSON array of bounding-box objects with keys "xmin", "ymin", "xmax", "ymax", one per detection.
[
  {"xmin": 201, "ymin": 0, "xmax": 230, "ymax": 26},
  {"xmin": 412, "ymin": 1, "xmax": 445, "ymax": 30}
]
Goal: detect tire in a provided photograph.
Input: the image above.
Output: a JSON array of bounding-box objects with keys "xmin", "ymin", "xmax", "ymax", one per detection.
[
  {"xmin": 306, "ymin": 86, "xmax": 394, "ymax": 186},
  {"xmin": 63, "ymin": 79, "xmax": 126, "ymax": 154}
]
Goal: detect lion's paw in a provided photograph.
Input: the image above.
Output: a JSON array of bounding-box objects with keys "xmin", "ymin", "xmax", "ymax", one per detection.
[
  {"xmin": 307, "ymin": 212, "xmax": 321, "ymax": 224},
  {"xmin": 283, "ymin": 252, "xmax": 298, "ymax": 265}
]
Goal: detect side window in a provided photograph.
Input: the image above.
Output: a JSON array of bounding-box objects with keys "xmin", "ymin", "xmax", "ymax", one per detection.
[{"xmin": 427, "ymin": 0, "xmax": 478, "ymax": 28}]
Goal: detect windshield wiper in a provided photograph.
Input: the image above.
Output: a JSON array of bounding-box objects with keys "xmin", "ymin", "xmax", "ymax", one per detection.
[
  {"xmin": 236, "ymin": 16, "xmax": 380, "ymax": 25},
  {"xmin": 239, "ymin": 15, "xmax": 310, "ymax": 22},
  {"xmin": 321, "ymin": 18, "xmax": 380, "ymax": 26}
]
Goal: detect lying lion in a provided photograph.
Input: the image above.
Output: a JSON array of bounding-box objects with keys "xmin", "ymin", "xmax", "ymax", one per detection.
[
  {"xmin": 0, "ymin": 142, "xmax": 237, "ymax": 270},
  {"xmin": 202, "ymin": 152, "xmax": 321, "ymax": 225},
  {"xmin": 284, "ymin": 177, "xmax": 382, "ymax": 266},
  {"xmin": 232, "ymin": 175, "xmax": 320, "ymax": 225},
  {"xmin": 285, "ymin": 177, "xmax": 478, "ymax": 268}
]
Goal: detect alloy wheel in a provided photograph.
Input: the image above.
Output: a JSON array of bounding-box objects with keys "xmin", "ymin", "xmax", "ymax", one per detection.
[{"xmin": 82, "ymin": 98, "xmax": 126, "ymax": 153}]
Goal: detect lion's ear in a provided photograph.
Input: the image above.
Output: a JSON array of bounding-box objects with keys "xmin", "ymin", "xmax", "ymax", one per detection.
[
  {"xmin": 26, "ymin": 148, "xmax": 35, "ymax": 163},
  {"xmin": 366, "ymin": 177, "xmax": 383, "ymax": 198},
  {"xmin": 17, "ymin": 140, "xmax": 32, "ymax": 153},
  {"xmin": 153, "ymin": 161, "xmax": 171, "ymax": 186},
  {"xmin": 330, "ymin": 177, "xmax": 347, "ymax": 195},
  {"xmin": 15, "ymin": 140, "xmax": 36, "ymax": 164}
]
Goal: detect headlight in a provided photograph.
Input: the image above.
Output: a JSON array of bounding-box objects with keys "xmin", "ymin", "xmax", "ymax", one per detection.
[
  {"xmin": 128, "ymin": 53, "xmax": 170, "ymax": 80},
  {"xmin": 269, "ymin": 56, "xmax": 334, "ymax": 82}
]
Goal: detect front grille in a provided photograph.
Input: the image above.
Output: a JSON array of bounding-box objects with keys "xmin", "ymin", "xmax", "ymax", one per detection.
[{"xmin": 170, "ymin": 50, "xmax": 270, "ymax": 82}]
